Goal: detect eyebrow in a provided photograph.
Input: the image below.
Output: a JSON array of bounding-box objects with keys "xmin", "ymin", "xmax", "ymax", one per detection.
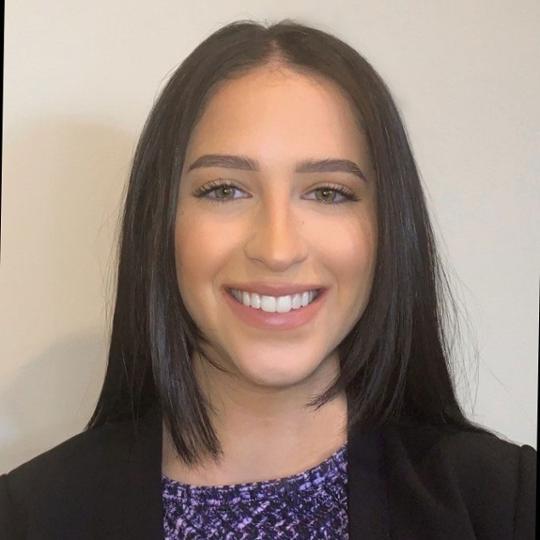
[{"xmin": 187, "ymin": 154, "xmax": 367, "ymax": 182}]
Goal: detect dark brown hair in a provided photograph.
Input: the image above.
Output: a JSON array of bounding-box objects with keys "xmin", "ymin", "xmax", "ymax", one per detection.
[{"xmin": 86, "ymin": 19, "xmax": 493, "ymax": 466}]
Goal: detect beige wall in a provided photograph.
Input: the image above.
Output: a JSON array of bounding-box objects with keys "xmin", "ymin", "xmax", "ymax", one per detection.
[{"xmin": 1, "ymin": 0, "xmax": 538, "ymax": 472}]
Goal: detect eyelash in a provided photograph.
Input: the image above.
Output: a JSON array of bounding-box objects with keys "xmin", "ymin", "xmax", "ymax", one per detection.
[{"xmin": 192, "ymin": 179, "xmax": 359, "ymax": 205}]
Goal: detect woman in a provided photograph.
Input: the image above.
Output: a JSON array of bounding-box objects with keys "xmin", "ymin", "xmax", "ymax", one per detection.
[{"xmin": 0, "ymin": 19, "xmax": 536, "ymax": 540}]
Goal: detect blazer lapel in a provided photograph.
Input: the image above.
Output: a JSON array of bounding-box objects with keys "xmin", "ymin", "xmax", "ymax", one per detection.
[
  {"xmin": 347, "ymin": 422, "xmax": 391, "ymax": 539},
  {"xmin": 381, "ymin": 425, "xmax": 478, "ymax": 540}
]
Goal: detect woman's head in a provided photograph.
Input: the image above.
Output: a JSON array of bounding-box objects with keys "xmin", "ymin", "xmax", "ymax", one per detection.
[
  {"xmin": 176, "ymin": 62, "xmax": 378, "ymax": 400},
  {"xmin": 88, "ymin": 19, "xmax": 489, "ymax": 466}
]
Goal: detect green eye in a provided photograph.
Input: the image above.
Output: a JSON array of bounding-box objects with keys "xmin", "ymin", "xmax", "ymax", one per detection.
[
  {"xmin": 193, "ymin": 181, "xmax": 244, "ymax": 202},
  {"xmin": 312, "ymin": 187, "xmax": 352, "ymax": 204},
  {"xmin": 193, "ymin": 180, "xmax": 359, "ymax": 205}
]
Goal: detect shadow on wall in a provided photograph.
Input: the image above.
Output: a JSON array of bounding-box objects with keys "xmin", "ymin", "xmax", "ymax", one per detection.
[{"xmin": 0, "ymin": 119, "xmax": 136, "ymax": 472}]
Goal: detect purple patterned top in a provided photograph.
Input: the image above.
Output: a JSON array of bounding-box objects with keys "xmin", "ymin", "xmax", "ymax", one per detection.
[{"xmin": 161, "ymin": 442, "xmax": 348, "ymax": 539}]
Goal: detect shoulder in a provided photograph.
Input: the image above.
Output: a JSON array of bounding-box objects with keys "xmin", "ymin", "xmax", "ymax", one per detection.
[
  {"xmin": 384, "ymin": 422, "xmax": 537, "ymax": 538},
  {"xmin": 0, "ymin": 418, "xmax": 136, "ymax": 538},
  {"xmin": 385, "ymin": 421, "xmax": 537, "ymax": 494},
  {"xmin": 389, "ymin": 420, "xmax": 536, "ymax": 465},
  {"xmin": 2, "ymin": 417, "xmax": 135, "ymax": 485}
]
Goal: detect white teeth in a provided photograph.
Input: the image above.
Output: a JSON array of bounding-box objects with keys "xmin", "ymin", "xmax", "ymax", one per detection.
[
  {"xmin": 261, "ymin": 295, "xmax": 277, "ymax": 312},
  {"xmin": 230, "ymin": 289, "xmax": 319, "ymax": 313},
  {"xmin": 246, "ymin": 290, "xmax": 260, "ymax": 309},
  {"xmin": 291, "ymin": 294, "xmax": 302, "ymax": 310}
]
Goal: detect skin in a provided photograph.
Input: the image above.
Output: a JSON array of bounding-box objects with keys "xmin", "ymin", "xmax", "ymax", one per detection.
[{"xmin": 162, "ymin": 63, "xmax": 378, "ymax": 486}]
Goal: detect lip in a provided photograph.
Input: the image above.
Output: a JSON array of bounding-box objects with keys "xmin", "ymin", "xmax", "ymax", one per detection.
[
  {"xmin": 223, "ymin": 282, "xmax": 326, "ymax": 296},
  {"xmin": 222, "ymin": 286, "xmax": 329, "ymax": 331}
]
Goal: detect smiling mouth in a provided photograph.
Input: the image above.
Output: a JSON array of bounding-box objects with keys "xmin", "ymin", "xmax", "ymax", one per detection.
[{"xmin": 226, "ymin": 288, "xmax": 324, "ymax": 314}]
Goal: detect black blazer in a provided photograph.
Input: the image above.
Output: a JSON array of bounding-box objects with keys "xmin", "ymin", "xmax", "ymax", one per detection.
[{"xmin": 0, "ymin": 403, "xmax": 536, "ymax": 539}]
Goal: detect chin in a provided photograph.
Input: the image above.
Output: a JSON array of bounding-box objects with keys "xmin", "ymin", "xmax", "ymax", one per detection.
[{"xmin": 233, "ymin": 352, "xmax": 324, "ymax": 389}]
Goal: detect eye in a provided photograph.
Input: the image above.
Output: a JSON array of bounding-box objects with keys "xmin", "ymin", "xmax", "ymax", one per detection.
[
  {"xmin": 192, "ymin": 180, "xmax": 247, "ymax": 203},
  {"xmin": 307, "ymin": 185, "xmax": 359, "ymax": 204},
  {"xmin": 193, "ymin": 180, "xmax": 359, "ymax": 205}
]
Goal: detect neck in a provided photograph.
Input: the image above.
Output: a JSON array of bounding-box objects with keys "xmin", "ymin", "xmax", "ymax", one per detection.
[{"xmin": 162, "ymin": 351, "xmax": 348, "ymax": 486}]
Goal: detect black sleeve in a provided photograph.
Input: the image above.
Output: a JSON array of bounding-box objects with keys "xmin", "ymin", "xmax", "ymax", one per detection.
[
  {"xmin": 0, "ymin": 473, "xmax": 23, "ymax": 540},
  {"xmin": 514, "ymin": 444, "xmax": 537, "ymax": 539}
]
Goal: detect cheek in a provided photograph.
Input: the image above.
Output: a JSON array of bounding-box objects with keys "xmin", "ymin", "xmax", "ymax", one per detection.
[
  {"xmin": 174, "ymin": 211, "xmax": 236, "ymax": 292},
  {"xmin": 175, "ymin": 216, "xmax": 203, "ymax": 290},
  {"xmin": 319, "ymin": 216, "xmax": 377, "ymax": 318},
  {"xmin": 314, "ymin": 213, "xmax": 377, "ymax": 273}
]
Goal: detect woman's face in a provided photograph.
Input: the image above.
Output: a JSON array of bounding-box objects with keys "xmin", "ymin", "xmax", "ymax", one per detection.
[{"xmin": 175, "ymin": 65, "xmax": 377, "ymax": 391}]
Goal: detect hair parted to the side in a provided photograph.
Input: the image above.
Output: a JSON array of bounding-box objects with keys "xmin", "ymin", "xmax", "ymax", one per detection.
[{"xmin": 86, "ymin": 18, "xmax": 494, "ymax": 467}]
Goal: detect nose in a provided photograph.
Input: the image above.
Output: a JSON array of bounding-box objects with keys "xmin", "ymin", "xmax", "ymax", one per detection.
[{"xmin": 245, "ymin": 192, "xmax": 308, "ymax": 270}]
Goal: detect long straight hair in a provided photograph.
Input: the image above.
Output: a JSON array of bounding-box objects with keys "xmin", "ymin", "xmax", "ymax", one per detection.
[{"xmin": 86, "ymin": 19, "xmax": 494, "ymax": 466}]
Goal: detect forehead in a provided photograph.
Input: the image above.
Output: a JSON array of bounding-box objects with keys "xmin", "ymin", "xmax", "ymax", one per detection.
[{"xmin": 184, "ymin": 66, "xmax": 368, "ymax": 167}]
